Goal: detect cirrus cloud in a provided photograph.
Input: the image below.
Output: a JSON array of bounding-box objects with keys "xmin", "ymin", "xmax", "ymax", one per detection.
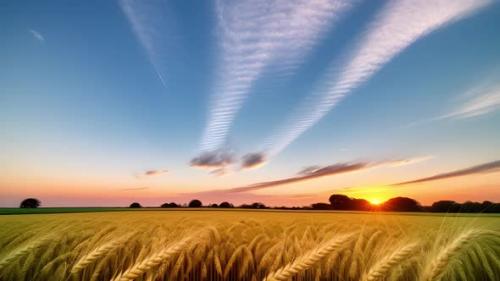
[{"xmin": 260, "ymin": 0, "xmax": 492, "ymax": 162}]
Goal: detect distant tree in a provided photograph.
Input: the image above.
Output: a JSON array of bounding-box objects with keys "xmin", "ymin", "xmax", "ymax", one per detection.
[
  {"xmin": 20, "ymin": 198, "xmax": 41, "ymax": 208},
  {"xmin": 311, "ymin": 203, "xmax": 332, "ymax": 210},
  {"xmin": 431, "ymin": 200, "xmax": 460, "ymax": 212},
  {"xmin": 161, "ymin": 202, "xmax": 178, "ymax": 208},
  {"xmin": 188, "ymin": 199, "xmax": 202, "ymax": 208},
  {"xmin": 481, "ymin": 201, "xmax": 500, "ymax": 213},
  {"xmin": 240, "ymin": 202, "xmax": 267, "ymax": 209},
  {"xmin": 251, "ymin": 202, "xmax": 267, "ymax": 209},
  {"xmin": 219, "ymin": 202, "xmax": 233, "ymax": 208},
  {"xmin": 329, "ymin": 194, "xmax": 352, "ymax": 210},
  {"xmin": 129, "ymin": 202, "xmax": 142, "ymax": 208},
  {"xmin": 210, "ymin": 203, "xmax": 218, "ymax": 208},
  {"xmin": 461, "ymin": 201, "xmax": 482, "ymax": 213},
  {"xmin": 351, "ymin": 198, "xmax": 372, "ymax": 211},
  {"xmin": 381, "ymin": 197, "xmax": 422, "ymax": 212}
]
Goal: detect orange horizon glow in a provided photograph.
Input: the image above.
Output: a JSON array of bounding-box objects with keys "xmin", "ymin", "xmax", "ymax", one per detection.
[{"xmin": 368, "ymin": 198, "xmax": 382, "ymax": 205}]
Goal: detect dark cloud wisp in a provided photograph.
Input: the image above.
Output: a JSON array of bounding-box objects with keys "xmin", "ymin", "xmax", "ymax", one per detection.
[
  {"xmin": 143, "ymin": 169, "xmax": 168, "ymax": 176},
  {"xmin": 395, "ymin": 160, "xmax": 500, "ymax": 186},
  {"xmin": 241, "ymin": 152, "xmax": 267, "ymax": 169},
  {"xmin": 230, "ymin": 162, "xmax": 371, "ymax": 193},
  {"xmin": 190, "ymin": 151, "xmax": 235, "ymax": 169}
]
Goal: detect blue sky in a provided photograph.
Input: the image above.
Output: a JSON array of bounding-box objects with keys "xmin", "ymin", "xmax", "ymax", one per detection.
[{"xmin": 1, "ymin": 0, "xmax": 500, "ymax": 207}]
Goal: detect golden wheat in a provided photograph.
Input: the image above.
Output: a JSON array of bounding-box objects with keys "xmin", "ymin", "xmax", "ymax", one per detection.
[
  {"xmin": 0, "ymin": 236, "xmax": 52, "ymax": 271},
  {"xmin": 421, "ymin": 229, "xmax": 498, "ymax": 281},
  {"xmin": 72, "ymin": 233, "xmax": 133, "ymax": 275},
  {"xmin": 0, "ymin": 211, "xmax": 498, "ymax": 281},
  {"xmin": 114, "ymin": 233, "xmax": 200, "ymax": 281},
  {"xmin": 362, "ymin": 242, "xmax": 419, "ymax": 281},
  {"xmin": 263, "ymin": 233, "xmax": 356, "ymax": 281}
]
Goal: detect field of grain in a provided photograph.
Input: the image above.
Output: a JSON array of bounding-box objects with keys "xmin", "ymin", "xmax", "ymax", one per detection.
[{"xmin": 0, "ymin": 210, "xmax": 498, "ymax": 281}]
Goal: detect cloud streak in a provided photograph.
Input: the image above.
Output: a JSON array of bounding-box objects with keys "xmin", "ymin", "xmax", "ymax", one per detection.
[
  {"xmin": 29, "ymin": 29, "xmax": 45, "ymax": 42},
  {"xmin": 121, "ymin": 187, "xmax": 150, "ymax": 191},
  {"xmin": 263, "ymin": 0, "xmax": 491, "ymax": 158},
  {"xmin": 395, "ymin": 160, "xmax": 500, "ymax": 186},
  {"xmin": 199, "ymin": 0, "xmax": 353, "ymax": 153},
  {"xmin": 120, "ymin": 0, "xmax": 178, "ymax": 87},
  {"xmin": 241, "ymin": 152, "xmax": 267, "ymax": 169},
  {"xmin": 190, "ymin": 150, "xmax": 235, "ymax": 175},
  {"xmin": 444, "ymin": 81, "xmax": 500, "ymax": 119},
  {"xmin": 143, "ymin": 169, "xmax": 168, "ymax": 176},
  {"xmin": 229, "ymin": 157, "xmax": 428, "ymax": 193}
]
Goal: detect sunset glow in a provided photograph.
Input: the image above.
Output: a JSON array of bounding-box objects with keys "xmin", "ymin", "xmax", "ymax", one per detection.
[
  {"xmin": 1, "ymin": 0, "xmax": 500, "ymax": 208},
  {"xmin": 368, "ymin": 198, "xmax": 382, "ymax": 206}
]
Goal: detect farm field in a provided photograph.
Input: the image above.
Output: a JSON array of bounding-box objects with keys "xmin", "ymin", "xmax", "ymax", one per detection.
[{"xmin": 0, "ymin": 210, "xmax": 498, "ymax": 281}]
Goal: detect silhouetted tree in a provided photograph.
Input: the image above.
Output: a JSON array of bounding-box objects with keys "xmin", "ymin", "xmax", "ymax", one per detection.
[
  {"xmin": 351, "ymin": 198, "xmax": 372, "ymax": 211},
  {"xmin": 461, "ymin": 201, "xmax": 483, "ymax": 213},
  {"xmin": 210, "ymin": 203, "xmax": 219, "ymax": 208},
  {"xmin": 480, "ymin": 201, "xmax": 500, "ymax": 213},
  {"xmin": 431, "ymin": 200, "xmax": 460, "ymax": 212},
  {"xmin": 219, "ymin": 202, "xmax": 234, "ymax": 208},
  {"xmin": 188, "ymin": 199, "xmax": 202, "ymax": 208},
  {"xmin": 329, "ymin": 194, "xmax": 352, "ymax": 210},
  {"xmin": 129, "ymin": 202, "xmax": 142, "ymax": 208},
  {"xmin": 161, "ymin": 202, "xmax": 178, "ymax": 208},
  {"xmin": 251, "ymin": 202, "xmax": 267, "ymax": 209},
  {"xmin": 311, "ymin": 203, "xmax": 332, "ymax": 210},
  {"xmin": 381, "ymin": 197, "xmax": 422, "ymax": 212},
  {"xmin": 240, "ymin": 202, "xmax": 267, "ymax": 209},
  {"xmin": 20, "ymin": 198, "xmax": 41, "ymax": 208}
]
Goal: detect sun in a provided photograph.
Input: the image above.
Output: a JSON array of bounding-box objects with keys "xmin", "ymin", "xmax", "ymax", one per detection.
[{"xmin": 368, "ymin": 198, "xmax": 382, "ymax": 205}]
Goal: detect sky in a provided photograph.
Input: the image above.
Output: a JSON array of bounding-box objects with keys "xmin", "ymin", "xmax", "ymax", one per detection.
[{"xmin": 1, "ymin": 0, "xmax": 500, "ymax": 207}]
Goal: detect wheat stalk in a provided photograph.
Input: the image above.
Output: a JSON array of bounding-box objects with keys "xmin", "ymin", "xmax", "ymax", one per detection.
[
  {"xmin": 263, "ymin": 233, "xmax": 355, "ymax": 281},
  {"xmin": 71, "ymin": 234, "xmax": 133, "ymax": 275},
  {"xmin": 0, "ymin": 236, "xmax": 52, "ymax": 271},
  {"xmin": 421, "ymin": 229, "xmax": 498, "ymax": 281},
  {"xmin": 362, "ymin": 242, "xmax": 419, "ymax": 281},
  {"xmin": 114, "ymin": 233, "xmax": 200, "ymax": 281}
]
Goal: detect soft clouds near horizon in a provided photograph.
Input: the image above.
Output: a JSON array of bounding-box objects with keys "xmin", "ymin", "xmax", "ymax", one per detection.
[
  {"xmin": 394, "ymin": 160, "xmax": 500, "ymax": 186},
  {"xmin": 228, "ymin": 156, "xmax": 431, "ymax": 193},
  {"xmin": 143, "ymin": 169, "xmax": 168, "ymax": 176}
]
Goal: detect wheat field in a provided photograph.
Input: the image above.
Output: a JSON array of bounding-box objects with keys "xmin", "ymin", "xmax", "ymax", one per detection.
[{"xmin": 0, "ymin": 210, "xmax": 498, "ymax": 281}]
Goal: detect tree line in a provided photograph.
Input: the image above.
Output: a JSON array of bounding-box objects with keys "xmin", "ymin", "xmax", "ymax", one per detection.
[{"xmin": 19, "ymin": 195, "xmax": 500, "ymax": 213}]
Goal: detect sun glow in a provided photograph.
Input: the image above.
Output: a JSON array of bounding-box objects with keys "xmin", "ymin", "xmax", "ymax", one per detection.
[{"xmin": 368, "ymin": 198, "xmax": 382, "ymax": 205}]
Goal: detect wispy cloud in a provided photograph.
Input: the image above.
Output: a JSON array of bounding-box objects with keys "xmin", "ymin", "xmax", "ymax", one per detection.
[
  {"xmin": 241, "ymin": 152, "xmax": 267, "ymax": 169},
  {"xmin": 388, "ymin": 155, "xmax": 435, "ymax": 167},
  {"xmin": 119, "ymin": 0, "xmax": 178, "ymax": 87},
  {"xmin": 395, "ymin": 160, "xmax": 500, "ymax": 185},
  {"xmin": 443, "ymin": 81, "xmax": 500, "ymax": 119},
  {"xmin": 198, "ymin": 0, "xmax": 353, "ymax": 153},
  {"xmin": 121, "ymin": 187, "xmax": 150, "ymax": 191},
  {"xmin": 29, "ymin": 29, "xmax": 45, "ymax": 43},
  {"xmin": 229, "ymin": 157, "xmax": 429, "ymax": 192},
  {"xmin": 405, "ymin": 78, "xmax": 500, "ymax": 128},
  {"xmin": 143, "ymin": 169, "xmax": 168, "ymax": 176},
  {"xmin": 190, "ymin": 150, "xmax": 235, "ymax": 175},
  {"xmin": 260, "ymin": 0, "xmax": 491, "ymax": 160}
]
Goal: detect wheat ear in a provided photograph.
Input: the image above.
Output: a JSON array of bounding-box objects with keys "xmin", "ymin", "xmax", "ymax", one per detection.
[
  {"xmin": 421, "ymin": 229, "xmax": 497, "ymax": 281},
  {"xmin": 0, "ymin": 237, "xmax": 52, "ymax": 271},
  {"xmin": 71, "ymin": 235, "xmax": 131, "ymax": 275},
  {"xmin": 362, "ymin": 242, "xmax": 419, "ymax": 281},
  {"xmin": 114, "ymin": 234, "xmax": 199, "ymax": 281},
  {"xmin": 263, "ymin": 233, "xmax": 355, "ymax": 281}
]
